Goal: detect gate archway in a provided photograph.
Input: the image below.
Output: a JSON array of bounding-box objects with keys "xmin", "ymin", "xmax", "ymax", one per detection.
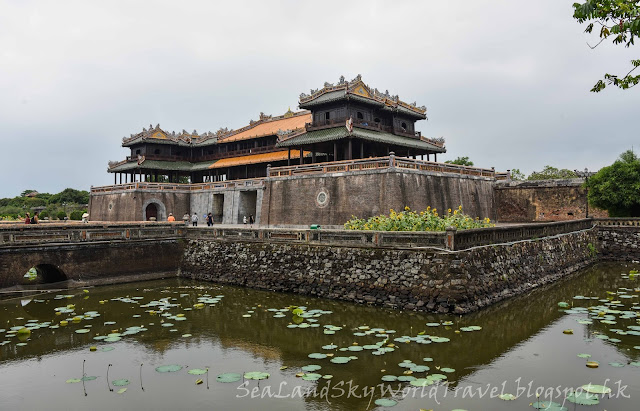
[
  {"xmin": 141, "ymin": 199, "xmax": 167, "ymax": 221},
  {"xmin": 145, "ymin": 203, "xmax": 158, "ymax": 221}
]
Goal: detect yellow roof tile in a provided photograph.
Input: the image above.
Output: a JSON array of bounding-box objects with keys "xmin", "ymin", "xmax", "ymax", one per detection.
[
  {"xmin": 220, "ymin": 113, "xmax": 311, "ymax": 143},
  {"xmin": 208, "ymin": 150, "xmax": 310, "ymax": 169}
]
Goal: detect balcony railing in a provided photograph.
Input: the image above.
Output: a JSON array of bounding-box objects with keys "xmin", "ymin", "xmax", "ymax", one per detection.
[
  {"xmin": 268, "ymin": 155, "xmax": 505, "ymax": 179},
  {"xmin": 91, "ymin": 179, "xmax": 265, "ymax": 194},
  {"xmin": 306, "ymin": 118, "xmax": 422, "ymax": 139}
]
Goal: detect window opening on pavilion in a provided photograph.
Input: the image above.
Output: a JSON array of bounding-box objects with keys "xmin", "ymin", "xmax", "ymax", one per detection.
[
  {"xmin": 154, "ymin": 149, "xmax": 160, "ymax": 155},
  {"xmin": 135, "ymin": 149, "xmax": 141, "ymax": 155},
  {"xmin": 325, "ymin": 112, "xmax": 330, "ymax": 121},
  {"xmin": 357, "ymin": 112, "xmax": 363, "ymax": 120},
  {"xmin": 374, "ymin": 118, "xmax": 380, "ymax": 123},
  {"xmin": 401, "ymin": 122, "xmax": 407, "ymax": 131}
]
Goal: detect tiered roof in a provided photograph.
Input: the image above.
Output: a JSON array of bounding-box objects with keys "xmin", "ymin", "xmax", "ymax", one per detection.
[
  {"xmin": 277, "ymin": 127, "xmax": 445, "ymax": 152},
  {"xmin": 299, "ymin": 74, "xmax": 427, "ymax": 119},
  {"xmin": 120, "ymin": 110, "xmax": 310, "ymax": 148}
]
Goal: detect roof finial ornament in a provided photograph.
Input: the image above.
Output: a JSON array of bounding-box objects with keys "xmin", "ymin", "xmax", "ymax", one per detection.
[
  {"xmin": 155, "ymin": 124, "xmax": 160, "ymax": 129},
  {"xmin": 149, "ymin": 124, "xmax": 153, "ymax": 130},
  {"xmin": 338, "ymin": 75, "xmax": 345, "ymax": 85}
]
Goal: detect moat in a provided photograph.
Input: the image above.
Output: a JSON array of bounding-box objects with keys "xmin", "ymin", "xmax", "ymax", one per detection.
[{"xmin": 1, "ymin": 262, "xmax": 639, "ymax": 410}]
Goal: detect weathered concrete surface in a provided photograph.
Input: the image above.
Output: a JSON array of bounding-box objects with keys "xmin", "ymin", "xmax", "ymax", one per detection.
[
  {"xmin": 495, "ymin": 179, "xmax": 608, "ymax": 222},
  {"xmin": 180, "ymin": 229, "xmax": 598, "ymax": 314},
  {"xmin": 261, "ymin": 168, "xmax": 496, "ymax": 226}
]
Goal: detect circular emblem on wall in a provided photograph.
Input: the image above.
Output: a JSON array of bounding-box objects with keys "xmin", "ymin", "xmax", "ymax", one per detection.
[
  {"xmin": 316, "ymin": 189, "xmax": 329, "ymax": 208},
  {"xmin": 108, "ymin": 202, "xmax": 114, "ymax": 211}
]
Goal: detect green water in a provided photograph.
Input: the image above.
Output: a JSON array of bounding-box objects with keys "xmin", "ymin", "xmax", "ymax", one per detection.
[{"xmin": 1, "ymin": 262, "xmax": 639, "ymax": 410}]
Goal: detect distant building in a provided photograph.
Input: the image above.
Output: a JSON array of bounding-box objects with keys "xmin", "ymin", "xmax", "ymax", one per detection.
[{"xmin": 106, "ymin": 75, "xmax": 445, "ymax": 184}]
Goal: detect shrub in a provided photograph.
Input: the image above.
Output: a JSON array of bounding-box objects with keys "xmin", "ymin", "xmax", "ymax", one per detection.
[
  {"xmin": 69, "ymin": 210, "xmax": 85, "ymax": 220},
  {"xmin": 39, "ymin": 211, "xmax": 49, "ymax": 219},
  {"xmin": 56, "ymin": 211, "xmax": 67, "ymax": 220},
  {"xmin": 344, "ymin": 206, "xmax": 495, "ymax": 231}
]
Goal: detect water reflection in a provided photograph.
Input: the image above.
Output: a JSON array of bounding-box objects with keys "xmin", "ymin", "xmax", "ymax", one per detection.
[{"xmin": 0, "ymin": 262, "xmax": 638, "ymax": 410}]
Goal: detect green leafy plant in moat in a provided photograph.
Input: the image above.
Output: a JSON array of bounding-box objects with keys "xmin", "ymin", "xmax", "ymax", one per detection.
[
  {"xmin": 587, "ymin": 243, "xmax": 598, "ymax": 257},
  {"xmin": 344, "ymin": 206, "xmax": 495, "ymax": 231}
]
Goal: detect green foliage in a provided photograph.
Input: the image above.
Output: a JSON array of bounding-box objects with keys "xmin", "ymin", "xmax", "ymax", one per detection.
[
  {"xmin": 344, "ymin": 206, "xmax": 494, "ymax": 231},
  {"xmin": 48, "ymin": 188, "xmax": 89, "ymax": 205},
  {"xmin": 573, "ymin": 1, "xmax": 640, "ymax": 91},
  {"xmin": 69, "ymin": 210, "xmax": 86, "ymax": 220},
  {"xmin": 444, "ymin": 156, "xmax": 474, "ymax": 166},
  {"xmin": 586, "ymin": 149, "xmax": 640, "ymax": 216},
  {"xmin": 510, "ymin": 168, "xmax": 526, "ymax": 180},
  {"xmin": 39, "ymin": 211, "xmax": 49, "ymax": 219},
  {"xmin": 587, "ymin": 243, "xmax": 598, "ymax": 257},
  {"xmin": 527, "ymin": 165, "xmax": 578, "ymax": 180},
  {"xmin": 56, "ymin": 211, "xmax": 67, "ymax": 220}
]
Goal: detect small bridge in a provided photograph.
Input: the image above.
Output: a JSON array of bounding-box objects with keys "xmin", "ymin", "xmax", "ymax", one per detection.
[{"xmin": 0, "ymin": 222, "xmax": 185, "ymax": 288}]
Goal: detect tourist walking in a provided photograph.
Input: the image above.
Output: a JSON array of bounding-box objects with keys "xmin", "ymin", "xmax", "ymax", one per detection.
[
  {"xmin": 191, "ymin": 212, "xmax": 199, "ymax": 227},
  {"xmin": 182, "ymin": 213, "xmax": 190, "ymax": 226},
  {"xmin": 249, "ymin": 214, "xmax": 254, "ymax": 226},
  {"xmin": 207, "ymin": 212, "xmax": 213, "ymax": 226},
  {"xmin": 30, "ymin": 212, "xmax": 39, "ymax": 224},
  {"xmin": 24, "ymin": 213, "xmax": 31, "ymax": 224}
]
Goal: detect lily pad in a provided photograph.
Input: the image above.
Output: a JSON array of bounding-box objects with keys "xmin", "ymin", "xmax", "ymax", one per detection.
[
  {"xmin": 308, "ymin": 353, "xmax": 327, "ymax": 359},
  {"xmin": 244, "ymin": 371, "xmax": 270, "ymax": 380},
  {"xmin": 301, "ymin": 365, "xmax": 322, "ymax": 372},
  {"xmin": 65, "ymin": 378, "xmax": 82, "ymax": 383},
  {"xmin": 567, "ymin": 391, "xmax": 599, "ymax": 405},
  {"xmin": 374, "ymin": 398, "xmax": 397, "ymax": 407},
  {"xmin": 532, "ymin": 401, "xmax": 567, "ymax": 410},
  {"xmin": 112, "ymin": 379, "xmax": 130, "ymax": 386},
  {"xmin": 499, "ymin": 393, "xmax": 516, "ymax": 400},
  {"xmin": 301, "ymin": 373, "xmax": 322, "ymax": 381},
  {"xmin": 216, "ymin": 373, "xmax": 242, "ymax": 383},
  {"xmin": 188, "ymin": 368, "xmax": 208, "ymax": 375},
  {"xmin": 81, "ymin": 376, "xmax": 97, "ymax": 381},
  {"xmin": 409, "ymin": 378, "xmax": 433, "ymax": 387},
  {"xmin": 330, "ymin": 357, "xmax": 351, "ymax": 364},
  {"xmin": 155, "ymin": 364, "xmax": 183, "ymax": 373},
  {"xmin": 581, "ymin": 384, "xmax": 612, "ymax": 394}
]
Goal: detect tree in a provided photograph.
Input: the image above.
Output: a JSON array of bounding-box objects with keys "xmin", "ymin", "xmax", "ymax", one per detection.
[
  {"xmin": 510, "ymin": 168, "xmax": 526, "ymax": 180},
  {"xmin": 586, "ymin": 149, "xmax": 640, "ymax": 216},
  {"xmin": 444, "ymin": 156, "xmax": 474, "ymax": 166},
  {"xmin": 48, "ymin": 188, "xmax": 90, "ymax": 205},
  {"xmin": 527, "ymin": 166, "xmax": 578, "ymax": 180},
  {"xmin": 573, "ymin": 1, "xmax": 640, "ymax": 92}
]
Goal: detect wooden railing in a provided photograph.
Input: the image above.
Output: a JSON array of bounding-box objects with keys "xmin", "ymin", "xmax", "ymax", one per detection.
[
  {"xmin": 268, "ymin": 156, "xmax": 506, "ymax": 179},
  {"xmin": 91, "ymin": 179, "xmax": 265, "ymax": 194}
]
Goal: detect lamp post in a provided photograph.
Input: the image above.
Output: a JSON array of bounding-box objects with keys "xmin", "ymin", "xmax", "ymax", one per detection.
[{"xmin": 574, "ymin": 168, "xmax": 590, "ymax": 218}]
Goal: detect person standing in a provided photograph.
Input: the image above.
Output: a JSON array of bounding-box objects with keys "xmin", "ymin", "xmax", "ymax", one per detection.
[
  {"xmin": 243, "ymin": 215, "xmax": 247, "ymax": 225},
  {"xmin": 249, "ymin": 214, "xmax": 254, "ymax": 226},
  {"xmin": 30, "ymin": 212, "xmax": 39, "ymax": 224},
  {"xmin": 207, "ymin": 212, "xmax": 213, "ymax": 227},
  {"xmin": 167, "ymin": 213, "xmax": 175, "ymax": 222},
  {"xmin": 191, "ymin": 212, "xmax": 199, "ymax": 227},
  {"xmin": 24, "ymin": 212, "xmax": 31, "ymax": 224},
  {"xmin": 182, "ymin": 213, "xmax": 190, "ymax": 226}
]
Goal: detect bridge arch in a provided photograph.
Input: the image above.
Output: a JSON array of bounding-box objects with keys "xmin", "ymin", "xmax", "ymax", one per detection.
[
  {"xmin": 142, "ymin": 198, "xmax": 167, "ymax": 221},
  {"xmin": 27, "ymin": 264, "xmax": 68, "ymax": 284}
]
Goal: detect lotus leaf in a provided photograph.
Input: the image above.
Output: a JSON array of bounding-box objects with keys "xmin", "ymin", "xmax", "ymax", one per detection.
[{"xmin": 217, "ymin": 373, "xmax": 242, "ymax": 383}]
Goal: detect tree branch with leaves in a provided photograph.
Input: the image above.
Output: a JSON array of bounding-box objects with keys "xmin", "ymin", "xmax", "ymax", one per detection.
[{"xmin": 573, "ymin": 0, "xmax": 640, "ymax": 91}]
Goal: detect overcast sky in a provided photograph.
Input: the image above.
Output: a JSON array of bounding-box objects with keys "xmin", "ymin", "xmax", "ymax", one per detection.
[{"xmin": 1, "ymin": 0, "xmax": 638, "ymax": 198}]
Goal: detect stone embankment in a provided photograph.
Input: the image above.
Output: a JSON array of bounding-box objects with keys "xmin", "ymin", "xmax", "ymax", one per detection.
[{"xmin": 181, "ymin": 225, "xmax": 600, "ymax": 314}]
